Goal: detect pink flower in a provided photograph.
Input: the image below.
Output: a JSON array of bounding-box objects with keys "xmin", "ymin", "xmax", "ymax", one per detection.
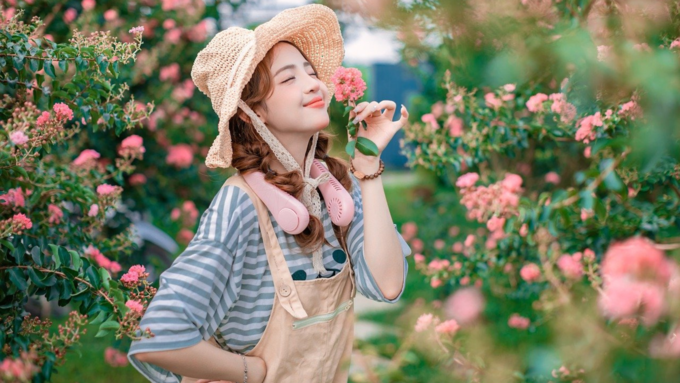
[
  {"xmin": 120, "ymin": 272, "xmax": 139, "ymax": 285},
  {"xmin": 619, "ymin": 100, "xmax": 642, "ymax": 120},
  {"xmin": 187, "ymin": 20, "xmax": 208, "ymax": 43},
  {"xmin": 428, "ymin": 259, "xmax": 450, "ymax": 271},
  {"xmin": 103, "ymin": 9, "xmax": 118, "ymax": 21},
  {"xmin": 670, "ymin": 39, "xmax": 680, "ymax": 49},
  {"xmin": 545, "ymin": 171, "xmax": 560, "ymax": 184},
  {"xmin": 88, "ymin": 204, "xmax": 99, "ymax": 217},
  {"xmin": 601, "ymin": 237, "xmax": 671, "ymax": 283},
  {"xmin": 129, "ymin": 26, "xmax": 144, "ymax": 34},
  {"xmin": 486, "ymin": 216, "xmax": 505, "ymax": 232},
  {"xmin": 508, "ymin": 313, "xmax": 530, "ymax": 329},
  {"xmin": 444, "ymin": 287, "xmax": 485, "ymax": 326},
  {"xmin": 73, "ymin": 149, "xmax": 101, "ymax": 167},
  {"xmin": 415, "ymin": 313, "xmax": 434, "ymax": 332},
  {"xmin": 165, "ymin": 28, "xmax": 182, "ymax": 44},
  {"xmin": 129, "ymin": 265, "xmax": 146, "ymax": 276},
  {"xmin": 435, "ymin": 319, "xmax": 460, "ymax": 334},
  {"xmin": 12, "ymin": 213, "xmax": 33, "ymax": 231},
  {"xmin": 460, "ymin": 276, "xmax": 470, "ymax": 285},
  {"xmin": 330, "ymin": 67, "xmax": 367, "ymax": 103},
  {"xmin": 520, "ymin": 263, "xmax": 541, "ymax": 282},
  {"xmin": 575, "ymin": 113, "xmax": 602, "ymax": 143},
  {"xmin": 48, "ymin": 204, "xmax": 63, "ymax": 225},
  {"xmin": 446, "ymin": 115, "xmax": 464, "ymax": 137},
  {"xmin": 456, "ymin": 172, "xmax": 479, "ymax": 188},
  {"xmin": 414, "ymin": 253, "xmax": 425, "ymax": 263},
  {"xmin": 430, "ymin": 278, "xmax": 443, "ymax": 288},
  {"xmin": 584, "ymin": 248, "xmax": 596, "ymax": 261},
  {"xmin": 519, "ymin": 224, "xmax": 528, "ymax": 237},
  {"xmin": 584, "ymin": 146, "xmax": 592, "ymax": 158},
  {"xmin": 526, "ymin": 93, "xmax": 548, "ymax": 112},
  {"xmin": 129, "ymin": 173, "xmax": 147, "ymax": 186},
  {"xmin": 163, "ymin": 19, "xmax": 176, "ymax": 29},
  {"xmin": 557, "ymin": 254, "xmax": 584, "ymax": 279},
  {"xmin": 501, "ymin": 173, "xmax": 523, "ymax": 193},
  {"xmin": 599, "ymin": 279, "xmax": 666, "ymax": 326},
  {"xmin": 81, "ymin": 0, "xmax": 95, "ymax": 11},
  {"xmin": 464, "ymin": 234, "xmax": 475, "ymax": 247},
  {"xmin": 36, "ymin": 111, "xmax": 50, "ymax": 127},
  {"xmin": 452, "ymin": 242, "xmax": 463, "ymax": 253},
  {"xmin": 125, "ymin": 299, "xmax": 144, "ymax": 314},
  {"xmin": 166, "ymin": 144, "xmax": 194, "ymax": 168},
  {"xmin": 430, "ymin": 101, "xmax": 444, "ymax": 118},
  {"xmin": 649, "ymin": 326, "xmax": 680, "ymax": 358},
  {"xmin": 434, "ymin": 239, "xmax": 445, "ymax": 250},
  {"xmin": 53, "ymin": 102, "xmax": 74, "ymax": 121},
  {"xmin": 400, "ymin": 222, "xmax": 418, "ymax": 241},
  {"xmin": 421, "ymin": 113, "xmax": 439, "ymax": 130},
  {"xmin": 10, "ymin": 131, "xmax": 28, "ymax": 145},
  {"xmin": 119, "ymin": 135, "xmax": 146, "ymax": 157},
  {"xmin": 484, "ymin": 92, "xmax": 502, "ymax": 109},
  {"xmin": 96, "ymin": 184, "xmax": 117, "ymax": 196},
  {"xmin": 0, "ymin": 188, "xmax": 26, "ymax": 207},
  {"xmin": 63, "ymin": 8, "xmax": 77, "ymax": 23},
  {"xmin": 411, "ymin": 238, "xmax": 424, "ymax": 253},
  {"xmin": 104, "ymin": 347, "xmax": 129, "ymax": 367},
  {"xmin": 503, "ymin": 84, "xmax": 516, "ymax": 92},
  {"xmin": 159, "ymin": 63, "xmax": 180, "ymax": 82},
  {"xmin": 177, "ymin": 228, "xmax": 194, "ymax": 244}
]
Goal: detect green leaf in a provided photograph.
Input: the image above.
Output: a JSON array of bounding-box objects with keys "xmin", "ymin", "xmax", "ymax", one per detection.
[
  {"xmin": 343, "ymin": 105, "xmax": 354, "ymax": 117},
  {"xmin": 49, "ymin": 244, "xmax": 61, "ymax": 268},
  {"xmin": 579, "ymin": 190, "xmax": 594, "ymax": 210},
  {"xmin": 69, "ymin": 250, "xmax": 82, "ymax": 271},
  {"xmin": 599, "ymin": 158, "xmax": 624, "ymax": 191},
  {"xmin": 99, "ymin": 268, "xmax": 111, "ymax": 292},
  {"xmin": 27, "ymin": 267, "xmax": 47, "ymax": 288},
  {"xmin": 44, "ymin": 60, "xmax": 56, "ymax": 78},
  {"xmin": 28, "ymin": 59, "xmax": 39, "ymax": 72},
  {"xmin": 345, "ymin": 140, "xmax": 356, "ymax": 159},
  {"xmin": 89, "ymin": 310, "xmax": 108, "ymax": 325},
  {"xmin": 58, "ymin": 60, "xmax": 67, "ymax": 72},
  {"xmin": 75, "ymin": 56, "xmax": 87, "ymax": 71},
  {"xmin": 356, "ymin": 137, "xmax": 379, "ymax": 157},
  {"xmin": 94, "ymin": 329, "xmax": 110, "ymax": 338},
  {"xmin": 100, "ymin": 320, "xmax": 120, "ymax": 331},
  {"xmin": 1, "ymin": 239, "xmax": 16, "ymax": 252},
  {"xmin": 31, "ymin": 246, "xmax": 43, "ymax": 266},
  {"xmin": 8, "ymin": 268, "xmax": 27, "ymax": 291},
  {"xmin": 85, "ymin": 266, "xmax": 100, "ymax": 289}
]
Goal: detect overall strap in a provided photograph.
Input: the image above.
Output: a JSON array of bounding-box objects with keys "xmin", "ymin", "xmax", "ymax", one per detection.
[
  {"xmin": 224, "ymin": 174, "xmax": 309, "ymax": 319},
  {"xmin": 337, "ymin": 224, "xmax": 357, "ymax": 299}
]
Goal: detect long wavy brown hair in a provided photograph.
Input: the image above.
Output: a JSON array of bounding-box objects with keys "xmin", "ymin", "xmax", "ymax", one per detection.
[{"xmin": 230, "ymin": 41, "xmax": 353, "ymax": 255}]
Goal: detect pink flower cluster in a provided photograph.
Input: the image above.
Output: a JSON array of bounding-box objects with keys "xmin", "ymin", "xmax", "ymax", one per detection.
[
  {"xmin": 556, "ymin": 252, "xmax": 584, "ymax": 279},
  {"xmin": 125, "ymin": 299, "xmax": 144, "ymax": 314},
  {"xmin": 53, "ymin": 102, "xmax": 74, "ymax": 121},
  {"xmin": 10, "ymin": 131, "xmax": 29, "ymax": 145},
  {"xmin": 166, "ymin": 144, "xmax": 194, "ymax": 168},
  {"xmin": 444, "ymin": 287, "xmax": 485, "ymax": 326},
  {"xmin": 598, "ymin": 237, "xmax": 678, "ymax": 326},
  {"xmin": 400, "ymin": 222, "xmax": 418, "ymax": 241},
  {"xmin": 330, "ymin": 67, "xmax": 367, "ymax": 103},
  {"xmin": 549, "ymin": 93, "xmax": 576, "ymax": 123},
  {"xmin": 128, "ymin": 26, "xmax": 144, "ymax": 34},
  {"xmin": 0, "ymin": 352, "xmax": 38, "ymax": 381},
  {"xmin": 118, "ymin": 134, "xmax": 146, "ymax": 158},
  {"xmin": 457, "ymin": 172, "xmax": 523, "ymax": 223},
  {"xmin": 171, "ymin": 200, "xmax": 199, "ymax": 227},
  {"xmin": 0, "ymin": 187, "xmax": 26, "ymax": 207},
  {"xmin": 48, "ymin": 204, "xmax": 63, "ymax": 225},
  {"xmin": 526, "ymin": 93, "xmax": 548, "ymax": 112},
  {"xmin": 618, "ymin": 100, "xmax": 642, "ymax": 120},
  {"xmin": 575, "ymin": 112, "xmax": 603, "ymax": 143},
  {"xmin": 104, "ymin": 347, "xmax": 129, "ymax": 367},
  {"xmin": 508, "ymin": 313, "xmax": 530, "ymax": 329},
  {"xmin": 72, "ymin": 149, "xmax": 101, "ymax": 168},
  {"xmin": 96, "ymin": 184, "xmax": 120, "ymax": 196},
  {"xmin": 120, "ymin": 264, "xmax": 147, "ymax": 286},
  {"xmin": 160, "ymin": 63, "xmax": 180, "ymax": 82},
  {"xmin": 520, "ymin": 263, "xmax": 541, "ymax": 282},
  {"xmin": 414, "ymin": 313, "xmax": 460, "ymax": 335},
  {"xmin": 84, "ymin": 245, "xmax": 122, "ymax": 274}
]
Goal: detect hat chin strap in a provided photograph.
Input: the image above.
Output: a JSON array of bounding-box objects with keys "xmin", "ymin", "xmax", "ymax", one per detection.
[{"xmin": 237, "ymin": 99, "xmax": 330, "ymax": 274}]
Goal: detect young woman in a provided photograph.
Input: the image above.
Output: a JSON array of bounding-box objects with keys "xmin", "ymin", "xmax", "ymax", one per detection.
[{"xmin": 127, "ymin": 4, "xmax": 411, "ymax": 383}]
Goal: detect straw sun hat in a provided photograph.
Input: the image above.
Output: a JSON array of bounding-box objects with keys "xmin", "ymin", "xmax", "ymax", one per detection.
[{"xmin": 190, "ymin": 3, "xmax": 345, "ymax": 169}]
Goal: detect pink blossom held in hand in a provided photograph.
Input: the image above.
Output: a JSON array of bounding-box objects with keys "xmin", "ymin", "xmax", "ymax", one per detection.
[
  {"xmin": 330, "ymin": 67, "xmax": 367, "ymax": 103},
  {"xmin": 414, "ymin": 313, "xmax": 434, "ymax": 332},
  {"xmin": 435, "ymin": 319, "xmax": 460, "ymax": 334},
  {"xmin": 444, "ymin": 287, "xmax": 485, "ymax": 326},
  {"xmin": 73, "ymin": 149, "xmax": 101, "ymax": 166},
  {"xmin": 88, "ymin": 204, "xmax": 99, "ymax": 217},
  {"xmin": 520, "ymin": 263, "xmax": 541, "ymax": 282},
  {"xmin": 52, "ymin": 102, "xmax": 74, "ymax": 121},
  {"xmin": 125, "ymin": 299, "xmax": 144, "ymax": 314},
  {"xmin": 545, "ymin": 172, "xmax": 560, "ymax": 184},
  {"xmin": 10, "ymin": 131, "xmax": 28, "ymax": 145},
  {"xmin": 456, "ymin": 172, "xmax": 479, "ymax": 188},
  {"xmin": 525, "ymin": 93, "xmax": 548, "ymax": 112},
  {"xmin": 96, "ymin": 184, "xmax": 117, "ymax": 196},
  {"xmin": 508, "ymin": 313, "xmax": 530, "ymax": 329},
  {"xmin": 557, "ymin": 254, "xmax": 584, "ymax": 279},
  {"xmin": 166, "ymin": 144, "xmax": 194, "ymax": 168}
]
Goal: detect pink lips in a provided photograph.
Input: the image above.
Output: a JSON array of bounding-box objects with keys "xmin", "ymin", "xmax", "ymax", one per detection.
[{"xmin": 304, "ymin": 97, "xmax": 324, "ymax": 108}]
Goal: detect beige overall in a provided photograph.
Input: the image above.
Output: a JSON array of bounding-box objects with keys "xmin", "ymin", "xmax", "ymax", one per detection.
[{"xmin": 182, "ymin": 173, "xmax": 357, "ymax": 383}]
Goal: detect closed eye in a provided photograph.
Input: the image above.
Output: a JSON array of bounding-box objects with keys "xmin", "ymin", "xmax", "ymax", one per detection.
[{"xmin": 283, "ymin": 72, "xmax": 318, "ymax": 83}]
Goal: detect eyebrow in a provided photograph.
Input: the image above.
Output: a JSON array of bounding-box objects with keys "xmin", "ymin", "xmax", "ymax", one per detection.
[{"xmin": 273, "ymin": 62, "xmax": 313, "ymax": 77}]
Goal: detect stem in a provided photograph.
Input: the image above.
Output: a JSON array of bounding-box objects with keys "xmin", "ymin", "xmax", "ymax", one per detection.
[
  {"xmin": 0, "ymin": 265, "xmax": 118, "ymax": 311},
  {"xmin": 553, "ymin": 148, "xmax": 631, "ymax": 209}
]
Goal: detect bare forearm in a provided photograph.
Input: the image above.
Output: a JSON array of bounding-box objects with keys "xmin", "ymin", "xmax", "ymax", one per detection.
[
  {"xmin": 352, "ymin": 154, "xmax": 405, "ymax": 300},
  {"xmin": 135, "ymin": 340, "xmax": 265, "ymax": 382}
]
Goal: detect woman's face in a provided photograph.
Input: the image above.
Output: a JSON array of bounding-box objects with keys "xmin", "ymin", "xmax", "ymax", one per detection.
[{"xmin": 255, "ymin": 42, "xmax": 330, "ymax": 143}]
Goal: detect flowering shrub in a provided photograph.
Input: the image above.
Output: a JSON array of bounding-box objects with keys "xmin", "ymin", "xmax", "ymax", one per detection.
[{"xmin": 326, "ymin": 0, "xmax": 680, "ymax": 381}]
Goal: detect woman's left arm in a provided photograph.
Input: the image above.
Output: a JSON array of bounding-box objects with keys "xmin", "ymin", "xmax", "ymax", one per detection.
[{"xmin": 349, "ymin": 100, "xmax": 410, "ymax": 300}]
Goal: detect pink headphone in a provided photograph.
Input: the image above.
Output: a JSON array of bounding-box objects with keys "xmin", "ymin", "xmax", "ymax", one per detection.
[{"xmin": 242, "ymin": 159, "xmax": 355, "ymax": 234}]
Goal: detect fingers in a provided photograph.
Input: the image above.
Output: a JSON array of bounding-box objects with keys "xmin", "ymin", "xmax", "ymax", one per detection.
[
  {"xmin": 352, "ymin": 101, "xmax": 379, "ymax": 124},
  {"xmin": 397, "ymin": 103, "xmax": 409, "ymax": 127},
  {"xmin": 378, "ymin": 100, "xmax": 397, "ymax": 121}
]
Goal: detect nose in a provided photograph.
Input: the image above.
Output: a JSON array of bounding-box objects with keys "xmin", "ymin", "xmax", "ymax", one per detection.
[{"xmin": 305, "ymin": 73, "xmax": 321, "ymax": 94}]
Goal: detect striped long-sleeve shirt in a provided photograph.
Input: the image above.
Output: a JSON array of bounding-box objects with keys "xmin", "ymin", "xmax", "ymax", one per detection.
[{"xmin": 127, "ymin": 173, "xmax": 411, "ymax": 382}]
